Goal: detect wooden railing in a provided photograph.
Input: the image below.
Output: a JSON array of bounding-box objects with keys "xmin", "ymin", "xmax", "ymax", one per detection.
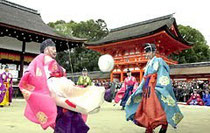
[{"xmin": 114, "ymin": 53, "xmax": 177, "ymax": 65}]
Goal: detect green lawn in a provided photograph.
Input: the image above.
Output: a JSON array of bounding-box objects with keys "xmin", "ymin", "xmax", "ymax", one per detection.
[{"xmin": 0, "ymin": 99, "xmax": 210, "ymax": 133}]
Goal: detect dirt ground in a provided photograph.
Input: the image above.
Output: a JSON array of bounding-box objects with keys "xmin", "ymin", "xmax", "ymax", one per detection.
[{"xmin": 0, "ymin": 99, "xmax": 210, "ymax": 133}]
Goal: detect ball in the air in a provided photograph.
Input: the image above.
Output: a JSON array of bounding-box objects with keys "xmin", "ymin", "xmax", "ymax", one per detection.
[{"xmin": 98, "ymin": 54, "xmax": 114, "ymax": 72}]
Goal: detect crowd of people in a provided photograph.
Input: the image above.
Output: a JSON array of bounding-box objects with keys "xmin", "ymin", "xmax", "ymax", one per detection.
[{"xmin": 172, "ymin": 80, "xmax": 210, "ymax": 106}]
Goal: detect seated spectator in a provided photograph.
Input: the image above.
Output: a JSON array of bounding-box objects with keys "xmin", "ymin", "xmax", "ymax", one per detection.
[
  {"xmin": 187, "ymin": 89, "xmax": 204, "ymax": 106},
  {"xmin": 202, "ymin": 89, "xmax": 210, "ymax": 106}
]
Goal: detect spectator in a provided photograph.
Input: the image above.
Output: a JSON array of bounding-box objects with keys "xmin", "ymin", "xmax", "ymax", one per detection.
[
  {"xmin": 202, "ymin": 89, "xmax": 210, "ymax": 106},
  {"xmin": 0, "ymin": 65, "xmax": 13, "ymax": 107},
  {"xmin": 187, "ymin": 89, "xmax": 204, "ymax": 106}
]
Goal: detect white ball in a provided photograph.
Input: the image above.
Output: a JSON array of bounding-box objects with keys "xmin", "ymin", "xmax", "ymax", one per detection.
[{"xmin": 98, "ymin": 54, "xmax": 114, "ymax": 72}]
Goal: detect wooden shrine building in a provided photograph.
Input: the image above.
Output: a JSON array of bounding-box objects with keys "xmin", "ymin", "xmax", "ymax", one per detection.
[
  {"xmin": 86, "ymin": 14, "xmax": 191, "ymax": 82},
  {"xmin": 0, "ymin": 0, "xmax": 86, "ymax": 79}
]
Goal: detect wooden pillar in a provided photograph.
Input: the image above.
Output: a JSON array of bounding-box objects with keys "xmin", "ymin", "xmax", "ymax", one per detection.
[
  {"xmin": 16, "ymin": 64, "xmax": 19, "ymax": 70},
  {"xmin": 139, "ymin": 69, "xmax": 143, "ymax": 82},
  {"xmin": 110, "ymin": 71, "xmax": 113, "ymax": 82},
  {"xmin": 19, "ymin": 41, "xmax": 26, "ymax": 79},
  {"xmin": 120, "ymin": 70, "xmax": 124, "ymax": 82}
]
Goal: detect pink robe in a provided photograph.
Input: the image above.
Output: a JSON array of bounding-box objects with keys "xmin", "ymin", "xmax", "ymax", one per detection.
[
  {"xmin": 19, "ymin": 54, "xmax": 105, "ymax": 129},
  {"xmin": 114, "ymin": 76, "xmax": 138, "ymax": 103},
  {"xmin": 19, "ymin": 54, "xmax": 57, "ymax": 129}
]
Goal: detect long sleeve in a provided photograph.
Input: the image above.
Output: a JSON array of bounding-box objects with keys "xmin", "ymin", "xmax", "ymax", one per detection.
[
  {"xmin": 77, "ymin": 76, "xmax": 92, "ymax": 86},
  {"xmin": 77, "ymin": 76, "xmax": 83, "ymax": 85},
  {"xmin": 155, "ymin": 58, "xmax": 173, "ymax": 97},
  {"xmin": 87, "ymin": 77, "xmax": 92, "ymax": 86},
  {"xmin": 18, "ymin": 54, "xmax": 57, "ymax": 130},
  {"xmin": 155, "ymin": 58, "xmax": 183, "ymax": 127}
]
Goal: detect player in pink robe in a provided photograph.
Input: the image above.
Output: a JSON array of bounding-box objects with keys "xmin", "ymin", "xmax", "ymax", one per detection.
[
  {"xmin": 114, "ymin": 69, "xmax": 138, "ymax": 110},
  {"xmin": 19, "ymin": 39, "xmax": 104, "ymax": 132}
]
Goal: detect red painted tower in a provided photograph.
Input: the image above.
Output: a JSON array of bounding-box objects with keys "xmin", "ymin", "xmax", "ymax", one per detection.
[{"xmin": 86, "ymin": 14, "xmax": 191, "ymax": 82}]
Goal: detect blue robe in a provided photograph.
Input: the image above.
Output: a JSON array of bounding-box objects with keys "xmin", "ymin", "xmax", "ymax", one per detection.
[
  {"xmin": 125, "ymin": 56, "xmax": 183, "ymax": 128},
  {"xmin": 203, "ymin": 94, "xmax": 210, "ymax": 106}
]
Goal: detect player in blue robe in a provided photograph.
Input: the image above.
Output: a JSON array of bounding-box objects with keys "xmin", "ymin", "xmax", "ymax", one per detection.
[{"xmin": 125, "ymin": 43, "xmax": 183, "ymax": 133}]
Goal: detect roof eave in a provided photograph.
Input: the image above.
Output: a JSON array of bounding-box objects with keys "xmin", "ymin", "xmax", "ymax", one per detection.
[
  {"xmin": 85, "ymin": 24, "xmax": 191, "ymax": 47},
  {"xmin": 172, "ymin": 19, "xmax": 193, "ymax": 46},
  {"xmin": 0, "ymin": 22, "xmax": 87, "ymax": 43}
]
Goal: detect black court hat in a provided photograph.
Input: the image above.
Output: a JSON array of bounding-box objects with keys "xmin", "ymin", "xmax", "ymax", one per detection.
[
  {"xmin": 82, "ymin": 67, "xmax": 88, "ymax": 72},
  {"xmin": 127, "ymin": 69, "xmax": 131, "ymax": 73},
  {"xmin": 40, "ymin": 39, "xmax": 56, "ymax": 53},
  {"xmin": 144, "ymin": 43, "xmax": 156, "ymax": 53}
]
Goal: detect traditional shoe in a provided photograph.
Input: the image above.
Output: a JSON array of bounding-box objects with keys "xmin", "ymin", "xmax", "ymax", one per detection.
[
  {"xmin": 145, "ymin": 128, "xmax": 154, "ymax": 133},
  {"xmin": 121, "ymin": 106, "xmax": 125, "ymax": 110},
  {"xmin": 159, "ymin": 127, "xmax": 167, "ymax": 133}
]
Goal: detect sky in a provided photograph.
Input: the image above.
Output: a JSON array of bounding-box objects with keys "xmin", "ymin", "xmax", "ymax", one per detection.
[{"xmin": 8, "ymin": 0, "xmax": 210, "ymax": 44}]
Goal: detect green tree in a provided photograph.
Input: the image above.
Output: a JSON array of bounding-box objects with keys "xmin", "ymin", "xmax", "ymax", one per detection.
[
  {"xmin": 71, "ymin": 19, "xmax": 108, "ymax": 41},
  {"xmin": 48, "ymin": 20, "xmax": 76, "ymax": 37},
  {"xmin": 48, "ymin": 19, "xmax": 109, "ymax": 72},
  {"xmin": 170, "ymin": 25, "xmax": 210, "ymax": 63},
  {"xmin": 71, "ymin": 47, "xmax": 101, "ymax": 72}
]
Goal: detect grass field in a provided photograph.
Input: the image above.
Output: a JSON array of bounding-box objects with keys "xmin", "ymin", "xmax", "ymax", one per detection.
[{"xmin": 0, "ymin": 99, "xmax": 210, "ymax": 133}]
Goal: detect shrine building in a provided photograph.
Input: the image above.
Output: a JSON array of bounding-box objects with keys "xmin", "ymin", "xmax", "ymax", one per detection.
[
  {"xmin": 86, "ymin": 14, "xmax": 191, "ymax": 82},
  {"xmin": 0, "ymin": 0, "xmax": 86, "ymax": 79}
]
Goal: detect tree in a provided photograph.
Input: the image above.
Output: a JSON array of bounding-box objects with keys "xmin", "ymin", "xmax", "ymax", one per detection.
[
  {"xmin": 71, "ymin": 19, "xmax": 109, "ymax": 41},
  {"xmin": 70, "ymin": 47, "xmax": 101, "ymax": 72},
  {"xmin": 48, "ymin": 20, "xmax": 76, "ymax": 37},
  {"xmin": 48, "ymin": 19, "xmax": 109, "ymax": 72},
  {"xmin": 170, "ymin": 25, "xmax": 210, "ymax": 63}
]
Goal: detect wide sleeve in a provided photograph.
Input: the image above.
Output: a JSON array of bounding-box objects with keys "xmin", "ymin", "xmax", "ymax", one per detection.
[
  {"xmin": 48, "ymin": 60, "xmax": 64, "ymax": 77},
  {"xmin": 87, "ymin": 77, "xmax": 92, "ymax": 86},
  {"xmin": 114, "ymin": 80, "xmax": 127, "ymax": 103},
  {"xmin": 155, "ymin": 58, "xmax": 174, "ymax": 98},
  {"xmin": 132, "ymin": 77, "xmax": 139, "ymax": 92},
  {"xmin": 131, "ymin": 78, "xmax": 145, "ymax": 98},
  {"xmin": 18, "ymin": 55, "xmax": 57, "ymax": 130},
  {"xmin": 77, "ymin": 76, "xmax": 83, "ymax": 85},
  {"xmin": 125, "ymin": 78, "xmax": 144, "ymax": 121},
  {"xmin": 0, "ymin": 76, "xmax": 6, "ymax": 103}
]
